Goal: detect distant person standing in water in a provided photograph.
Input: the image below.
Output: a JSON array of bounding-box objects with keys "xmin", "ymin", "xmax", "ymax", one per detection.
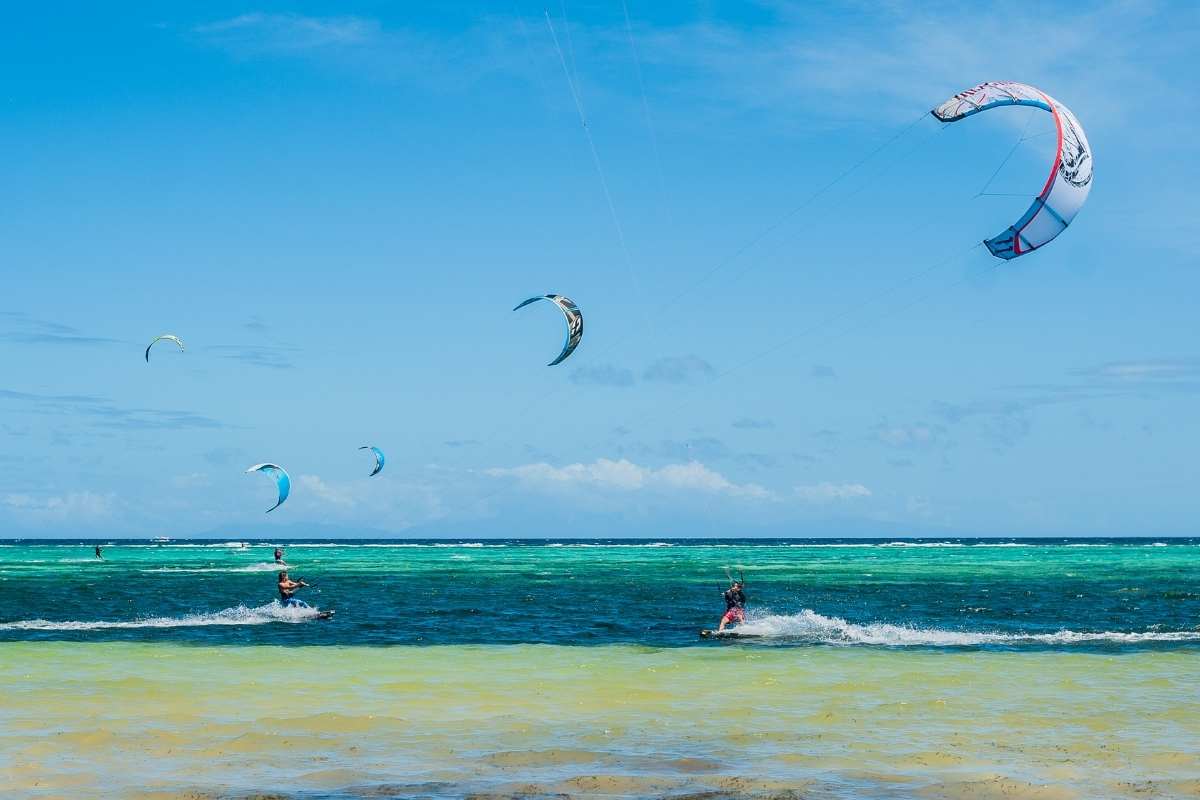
[
  {"xmin": 277, "ymin": 571, "xmax": 310, "ymax": 608},
  {"xmin": 274, "ymin": 547, "xmax": 285, "ymax": 564},
  {"xmin": 94, "ymin": 545, "xmax": 103, "ymax": 560},
  {"xmin": 717, "ymin": 579, "xmax": 746, "ymax": 632}
]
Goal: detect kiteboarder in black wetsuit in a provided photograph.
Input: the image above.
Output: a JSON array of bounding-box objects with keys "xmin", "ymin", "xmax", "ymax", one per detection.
[{"xmin": 718, "ymin": 580, "xmax": 746, "ymax": 632}]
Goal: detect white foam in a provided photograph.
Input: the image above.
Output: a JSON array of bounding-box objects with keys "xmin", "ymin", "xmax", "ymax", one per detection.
[
  {"xmin": 0, "ymin": 602, "xmax": 322, "ymax": 631},
  {"xmin": 139, "ymin": 563, "xmax": 288, "ymax": 574},
  {"xmin": 726, "ymin": 610, "xmax": 1200, "ymax": 647}
]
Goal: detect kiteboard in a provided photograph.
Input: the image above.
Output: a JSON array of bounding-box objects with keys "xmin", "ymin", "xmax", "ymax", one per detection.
[
  {"xmin": 701, "ymin": 628, "xmax": 755, "ymax": 638},
  {"xmin": 316, "ymin": 610, "xmax": 335, "ymax": 620}
]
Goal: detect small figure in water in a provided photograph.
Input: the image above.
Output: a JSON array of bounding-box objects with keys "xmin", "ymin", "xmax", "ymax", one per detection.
[
  {"xmin": 274, "ymin": 547, "xmax": 285, "ymax": 564},
  {"xmin": 94, "ymin": 545, "xmax": 103, "ymax": 560},
  {"xmin": 717, "ymin": 579, "xmax": 746, "ymax": 632},
  {"xmin": 277, "ymin": 570, "xmax": 311, "ymax": 608}
]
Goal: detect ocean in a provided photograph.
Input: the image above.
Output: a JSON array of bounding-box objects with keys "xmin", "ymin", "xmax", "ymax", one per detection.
[{"xmin": 2, "ymin": 538, "xmax": 1198, "ymax": 798}]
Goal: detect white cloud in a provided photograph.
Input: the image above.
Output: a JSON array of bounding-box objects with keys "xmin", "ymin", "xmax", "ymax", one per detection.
[
  {"xmin": 297, "ymin": 474, "xmax": 356, "ymax": 508},
  {"xmin": 795, "ymin": 482, "xmax": 871, "ymax": 503},
  {"xmin": 2, "ymin": 491, "xmax": 116, "ymax": 520},
  {"xmin": 171, "ymin": 472, "xmax": 210, "ymax": 489},
  {"xmin": 874, "ymin": 421, "xmax": 945, "ymax": 449},
  {"xmin": 195, "ymin": 13, "xmax": 380, "ymax": 51},
  {"xmin": 486, "ymin": 458, "xmax": 771, "ymax": 499},
  {"xmin": 643, "ymin": 355, "xmax": 716, "ymax": 384},
  {"xmin": 638, "ymin": 0, "xmax": 1183, "ymax": 129},
  {"xmin": 286, "ymin": 474, "xmax": 446, "ymax": 531},
  {"xmin": 1082, "ymin": 359, "xmax": 1200, "ymax": 382}
]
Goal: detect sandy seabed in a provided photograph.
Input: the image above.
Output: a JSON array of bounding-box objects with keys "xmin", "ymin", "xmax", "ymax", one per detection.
[{"xmin": 2, "ymin": 643, "xmax": 1198, "ymax": 799}]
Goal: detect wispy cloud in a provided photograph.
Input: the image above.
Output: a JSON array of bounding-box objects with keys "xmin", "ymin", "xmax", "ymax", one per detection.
[
  {"xmin": 1071, "ymin": 359, "xmax": 1200, "ymax": 386},
  {"xmin": 207, "ymin": 344, "xmax": 298, "ymax": 370},
  {"xmin": 194, "ymin": 13, "xmax": 380, "ymax": 52},
  {"xmin": 873, "ymin": 420, "xmax": 947, "ymax": 449},
  {"xmin": 203, "ymin": 447, "xmax": 241, "ymax": 465},
  {"xmin": 932, "ymin": 399, "xmax": 1034, "ymax": 447},
  {"xmin": 191, "ymin": 12, "xmax": 468, "ymax": 88},
  {"xmin": 298, "ymin": 474, "xmax": 355, "ymax": 507},
  {"xmin": 637, "ymin": 437, "xmax": 730, "ymax": 461},
  {"xmin": 171, "ymin": 473, "xmax": 210, "ymax": 489},
  {"xmin": 189, "ymin": 2, "xmax": 1193, "ymax": 140},
  {"xmin": 487, "ymin": 457, "xmax": 772, "ymax": 499},
  {"xmin": 570, "ymin": 363, "xmax": 636, "ymax": 387},
  {"xmin": 732, "ymin": 417, "xmax": 774, "ymax": 430},
  {"xmin": 928, "ymin": 357, "xmax": 1200, "ymax": 448},
  {"xmin": 795, "ymin": 482, "xmax": 871, "ymax": 503},
  {"xmin": 1, "ymin": 490, "xmax": 116, "ymax": 521},
  {"xmin": 636, "ymin": 0, "xmax": 1186, "ymax": 128},
  {"xmin": 0, "ymin": 388, "xmax": 221, "ymax": 430},
  {"xmin": 810, "ymin": 364, "xmax": 836, "ymax": 379},
  {"xmin": 285, "ymin": 473, "xmax": 445, "ymax": 529},
  {"xmin": 243, "ymin": 316, "xmax": 270, "ymax": 333},
  {"xmin": 643, "ymin": 355, "xmax": 715, "ymax": 384},
  {"xmin": 0, "ymin": 312, "xmax": 120, "ymax": 347}
]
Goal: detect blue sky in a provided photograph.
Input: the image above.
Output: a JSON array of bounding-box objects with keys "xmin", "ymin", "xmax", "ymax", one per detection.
[{"xmin": 3, "ymin": 1, "xmax": 1198, "ymax": 538}]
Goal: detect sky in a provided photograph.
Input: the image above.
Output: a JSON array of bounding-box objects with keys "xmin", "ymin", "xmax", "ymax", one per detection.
[{"xmin": 2, "ymin": 0, "xmax": 1198, "ymax": 538}]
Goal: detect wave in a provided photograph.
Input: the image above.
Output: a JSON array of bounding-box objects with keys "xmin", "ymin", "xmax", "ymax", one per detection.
[
  {"xmin": 140, "ymin": 562, "xmax": 288, "ymax": 574},
  {"xmin": 288, "ymin": 542, "xmax": 505, "ymax": 548},
  {"xmin": 0, "ymin": 602, "xmax": 324, "ymax": 631},
  {"xmin": 76, "ymin": 543, "xmax": 264, "ymax": 549},
  {"xmin": 725, "ymin": 610, "xmax": 1200, "ymax": 647},
  {"xmin": 546, "ymin": 542, "xmax": 675, "ymax": 548}
]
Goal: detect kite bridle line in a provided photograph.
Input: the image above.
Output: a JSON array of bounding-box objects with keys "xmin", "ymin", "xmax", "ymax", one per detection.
[
  {"xmin": 973, "ymin": 108, "xmax": 1039, "ymax": 200},
  {"xmin": 619, "ymin": 0, "xmax": 672, "ymax": 231},
  {"xmin": 544, "ymin": 9, "xmax": 653, "ymax": 342}
]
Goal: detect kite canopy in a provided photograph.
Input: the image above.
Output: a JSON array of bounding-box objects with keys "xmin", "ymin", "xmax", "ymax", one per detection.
[
  {"xmin": 245, "ymin": 463, "xmax": 291, "ymax": 513},
  {"xmin": 513, "ymin": 294, "xmax": 583, "ymax": 366},
  {"xmin": 145, "ymin": 334, "xmax": 185, "ymax": 362},
  {"xmin": 931, "ymin": 81, "xmax": 1092, "ymax": 260},
  {"xmin": 359, "ymin": 446, "xmax": 385, "ymax": 477}
]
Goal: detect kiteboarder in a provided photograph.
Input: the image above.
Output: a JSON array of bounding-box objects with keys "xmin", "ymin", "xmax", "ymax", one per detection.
[
  {"xmin": 274, "ymin": 547, "xmax": 285, "ymax": 564},
  {"xmin": 717, "ymin": 578, "xmax": 746, "ymax": 632},
  {"xmin": 277, "ymin": 571, "xmax": 311, "ymax": 608},
  {"xmin": 94, "ymin": 545, "xmax": 103, "ymax": 560}
]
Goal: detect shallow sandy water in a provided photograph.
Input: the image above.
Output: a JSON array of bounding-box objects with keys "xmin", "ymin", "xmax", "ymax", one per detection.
[{"xmin": 2, "ymin": 643, "xmax": 1198, "ymax": 798}]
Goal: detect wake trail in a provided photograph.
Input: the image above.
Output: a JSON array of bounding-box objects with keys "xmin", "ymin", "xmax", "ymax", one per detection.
[
  {"xmin": 0, "ymin": 602, "xmax": 325, "ymax": 631},
  {"xmin": 724, "ymin": 609, "xmax": 1200, "ymax": 647}
]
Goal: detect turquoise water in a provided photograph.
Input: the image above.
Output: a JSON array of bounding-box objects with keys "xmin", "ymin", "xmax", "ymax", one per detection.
[
  {"xmin": 3, "ymin": 538, "xmax": 1198, "ymax": 648},
  {"xmin": 4, "ymin": 538, "xmax": 1200, "ymax": 798}
]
